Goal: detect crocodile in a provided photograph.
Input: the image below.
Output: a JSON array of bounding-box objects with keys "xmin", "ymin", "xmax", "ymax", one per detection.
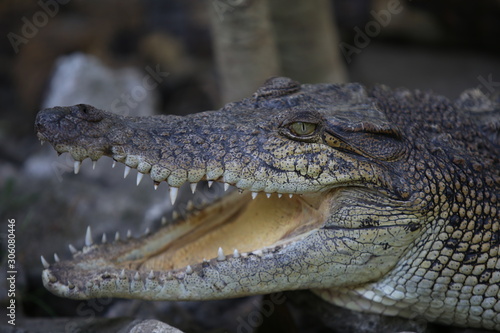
[{"xmin": 35, "ymin": 77, "xmax": 500, "ymax": 330}]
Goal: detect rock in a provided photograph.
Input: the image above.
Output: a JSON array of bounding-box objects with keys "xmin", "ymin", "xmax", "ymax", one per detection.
[
  {"xmin": 42, "ymin": 53, "xmax": 158, "ymax": 117},
  {"xmin": 122, "ymin": 319, "xmax": 185, "ymax": 333}
]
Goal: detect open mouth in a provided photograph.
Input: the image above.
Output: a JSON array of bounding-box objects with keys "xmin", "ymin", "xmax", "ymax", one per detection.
[
  {"xmin": 115, "ymin": 185, "xmax": 329, "ymax": 272},
  {"xmin": 38, "ymin": 143, "xmax": 334, "ymax": 300}
]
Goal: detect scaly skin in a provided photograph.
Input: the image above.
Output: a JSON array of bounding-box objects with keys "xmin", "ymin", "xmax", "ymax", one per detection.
[{"xmin": 35, "ymin": 77, "xmax": 500, "ymax": 330}]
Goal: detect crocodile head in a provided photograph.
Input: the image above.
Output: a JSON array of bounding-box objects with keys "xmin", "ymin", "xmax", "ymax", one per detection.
[{"xmin": 35, "ymin": 77, "xmax": 500, "ymax": 328}]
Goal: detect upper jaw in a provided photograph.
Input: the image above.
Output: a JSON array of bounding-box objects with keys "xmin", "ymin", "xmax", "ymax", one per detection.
[{"xmin": 34, "ymin": 104, "xmax": 341, "ymax": 199}]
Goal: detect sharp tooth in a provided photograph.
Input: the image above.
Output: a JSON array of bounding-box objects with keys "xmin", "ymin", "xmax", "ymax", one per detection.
[
  {"xmin": 161, "ymin": 216, "xmax": 167, "ymax": 225},
  {"xmin": 190, "ymin": 183, "xmax": 197, "ymax": 193},
  {"xmin": 289, "ymin": 194, "xmax": 293, "ymax": 198},
  {"xmin": 115, "ymin": 232, "xmax": 120, "ymax": 241},
  {"xmin": 136, "ymin": 172, "xmax": 144, "ymax": 186},
  {"xmin": 251, "ymin": 192, "xmax": 258, "ymax": 199},
  {"xmin": 74, "ymin": 161, "xmax": 81, "ymax": 174},
  {"xmin": 41, "ymin": 256, "xmax": 50, "ymax": 269},
  {"xmin": 224, "ymin": 183, "xmax": 230, "ymax": 191},
  {"xmin": 40, "ymin": 140, "xmax": 44, "ymax": 146},
  {"xmin": 148, "ymin": 270, "xmax": 155, "ymax": 279},
  {"xmin": 154, "ymin": 182, "xmax": 159, "ymax": 190},
  {"xmin": 112, "ymin": 161, "xmax": 116, "ymax": 168},
  {"xmin": 127, "ymin": 230, "xmax": 132, "ymax": 239},
  {"xmin": 68, "ymin": 244, "xmax": 77, "ymax": 255},
  {"xmin": 54, "ymin": 253, "xmax": 60, "ymax": 262},
  {"xmin": 169, "ymin": 187, "xmax": 178, "ymax": 205},
  {"xmin": 134, "ymin": 272, "xmax": 140, "ymax": 281},
  {"xmin": 101, "ymin": 233, "xmax": 107, "ymax": 243},
  {"xmin": 124, "ymin": 166, "xmax": 131, "ymax": 178},
  {"xmin": 208, "ymin": 180, "xmax": 213, "ymax": 188},
  {"xmin": 186, "ymin": 265, "xmax": 193, "ymax": 274},
  {"xmin": 85, "ymin": 226, "xmax": 93, "ymax": 247},
  {"xmin": 217, "ymin": 247, "xmax": 225, "ymax": 261},
  {"xmin": 119, "ymin": 269, "xmax": 126, "ymax": 279},
  {"xmin": 253, "ymin": 249, "xmax": 263, "ymax": 257},
  {"xmin": 233, "ymin": 249, "xmax": 240, "ymax": 258},
  {"xmin": 266, "ymin": 192, "xmax": 271, "ymax": 198},
  {"xmin": 278, "ymin": 193, "xmax": 283, "ymax": 198},
  {"xmin": 144, "ymin": 227, "xmax": 150, "ymax": 235},
  {"xmin": 92, "ymin": 161, "xmax": 96, "ymax": 170}
]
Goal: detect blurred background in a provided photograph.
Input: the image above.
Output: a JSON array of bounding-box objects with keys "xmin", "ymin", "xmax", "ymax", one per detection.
[{"xmin": 1, "ymin": 0, "xmax": 500, "ymax": 332}]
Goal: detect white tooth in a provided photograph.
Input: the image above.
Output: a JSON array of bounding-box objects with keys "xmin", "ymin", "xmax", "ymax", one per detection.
[
  {"xmin": 233, "ymin": 249, "xmax": 240, "ymax": 258},
  {"xmin": 190, "ymin": 183, "xmax": 197, "ymax": 193},
  {"xmin": 127, "ymin": 230, "xmax": 132, "ymax": 239},
  {"xmin": 40, "ymin": 140, "xmax": 45, "ymax": 146},
  {"xmin": 124, "ymin": 166, "xmax": 131, "ymax": 178},
  {"xmin": 112, "ymin": 161, "xmax": 116, "ymax": 168},
  {"xmin": 208, "ymin": 181, "xmax": 213, "ymax": 188},
  {"xmin": 136, "ymin": 172, "xmax": 144, "ymax": 186},
  {"xmin": 53, "ymin": 253, "xmax": 60, "ymax": 262},
  {"xmin": 119, "ymin": 269, "xmax": 126, "ymax": 279},
  {"xmin": 289, "ymin": 194, "xmax": 293, "ymax": 198},
  {"xmin": 266, "ymin": 192, "xmax": 271, "ymax": 198},
  {"xmin": 169, "ymin": 187, "xmax": 178, "ymax": 205},
  {"xmin": 154, "ymin": 183, "xmax": 159, "ymax": 190},
  {"xmin": 224, "ymin": 183, "xmax": 230, "ymax": 191},
  {"xmin": 41, "ymin": 256, "xmax": 50, "ymax": 269},
  {"xmin": 278, "ymin": 193, "xmax": 283, "ymax": 198},
  {"xmin": 148, "ymin": 270, "xmax": 155, "ymax": 279},
  {"xmin": 217, "ymin": 247, "xmax": 225, "ymax": 261},
  {"xmin": 253, "ymin": 249, "xmax": 263, "ymax": 257},
  {"xmin": 85, "ymin": 226, "xmax": 93, "ymax": 246},
  {"xmin": 251, "ymin": 192, "xmax": 258, "ymax": 199},
  {"xmin": 101, "ymin": 233, "xmax": 107, "ymax": 243},
  {"xmin": 68, "ymin": 244, "xmax": 77, "ymax": 255},
  {"xmin": 144, "ymin": 227, "xmax": 150, "ymax": 235},
  {"xmin": 74, "ymin": 161, "xmax": 81, "ymax": 174},
  {"xmin": 115, "ymin": 232, "xmax": 120, "ymax": 241},
  {"xmin": 161, "ymin": 216, "xmax": 167, "ymax": 225},
  {"xmin": 186, "ymin": 265, "xmax": 193, "ymax": 274},
  {"xmin": 134, "ymin": 272, "xmax": 140, "ymax": 281}
]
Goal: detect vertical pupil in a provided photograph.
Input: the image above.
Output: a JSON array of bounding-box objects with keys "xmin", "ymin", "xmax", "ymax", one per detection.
[{"xmin": 290, "ymin": 122, "xmax": 315, "ymax": 136}]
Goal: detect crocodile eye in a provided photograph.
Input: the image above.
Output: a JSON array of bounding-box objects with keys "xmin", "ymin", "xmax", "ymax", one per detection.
[{"xmin": 289, "ymin": 122, "xmax": 317, "ymax": 136}]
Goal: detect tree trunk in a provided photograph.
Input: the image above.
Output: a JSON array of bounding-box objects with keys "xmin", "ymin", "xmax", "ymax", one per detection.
[
  {"xmin": 209, "ymin": 0, "xmax": 281, "ymax": 103},
  {"xmin": 269, "ymin": 0, "xmax": 347, "ymax": 84}
]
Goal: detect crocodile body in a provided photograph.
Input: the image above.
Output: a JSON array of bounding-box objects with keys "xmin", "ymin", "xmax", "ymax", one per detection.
[{"xmin": 35, "ymin": 77, "xmax": 500, "ymax": 330}]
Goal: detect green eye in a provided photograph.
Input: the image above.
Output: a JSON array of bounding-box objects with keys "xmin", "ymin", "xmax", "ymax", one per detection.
[{"xmin": 289, "ymin": 122, "xmax": 317, "ymax": 136}]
